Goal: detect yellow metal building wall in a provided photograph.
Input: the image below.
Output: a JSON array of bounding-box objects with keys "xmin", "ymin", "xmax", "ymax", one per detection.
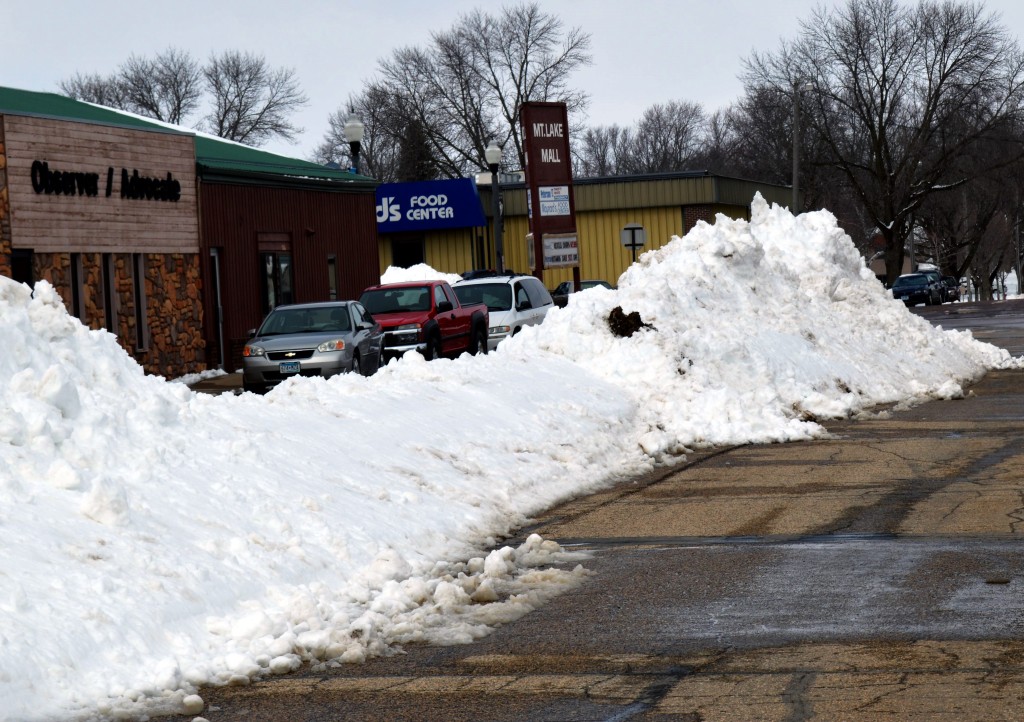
[
  {"xmin": 376, "ymin": 228, "xmax": 478, "ymax": 277},
  {"xmin": 543, "ymin": 206, "xmax": 684, "ymax": 290}
]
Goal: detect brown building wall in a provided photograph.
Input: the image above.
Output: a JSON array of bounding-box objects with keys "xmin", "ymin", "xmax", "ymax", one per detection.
[
  {"xmin": 199, "ymin": 181, "xmax": 380, "ymax": 371},
  {"xmin": 33, "ymin": 251, "xmax": 205, "ymax": 378},
  {"xmin": 0, "ymin": 119, "xmax": 10, "ymax": 278}
]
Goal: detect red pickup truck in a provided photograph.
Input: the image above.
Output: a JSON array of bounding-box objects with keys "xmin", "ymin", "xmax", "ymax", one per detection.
[{"xmin": 359, "ymin": 280, "xmax": 489, "ymax": 361}]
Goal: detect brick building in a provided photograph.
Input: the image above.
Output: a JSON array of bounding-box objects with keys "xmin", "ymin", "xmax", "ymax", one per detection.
[{"xmin": 0, "ymin": 87, "xmax": 378, "ymax": 378}]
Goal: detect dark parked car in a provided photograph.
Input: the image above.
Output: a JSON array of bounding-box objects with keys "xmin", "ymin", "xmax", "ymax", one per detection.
[
  {"xmin": 919, "ymin": 269, "xmax": 947, "ymax": 303},
  {"xmin": 890, "ymin": 273, "xmax": 940, "ymax": 306},
  {"xmin": 551, "ymin": 279, "xmax": 614, "ymax": 307},
  {"xmin": 242, "ymin": 301, "xmax": 383, "ymax": 394},
  {"xmin": 942, "ymin": 276, "xmax": 961, "ymax": 302}
]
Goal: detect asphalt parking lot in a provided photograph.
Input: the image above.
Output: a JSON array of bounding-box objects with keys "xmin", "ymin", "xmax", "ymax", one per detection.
[{"xmin": 167, "ymin": 299, "xmax": 1024, "ymax": 721}]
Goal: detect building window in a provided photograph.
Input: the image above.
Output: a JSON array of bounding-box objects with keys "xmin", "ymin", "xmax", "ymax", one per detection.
[
  {"xmin": 327, "ymin": 255, "xmax": 338, "ymax": 300},
  {"xmin": 133, "ymin": 254, "xmax": 149, "ymax": 351},
  {"xmin": 102, "ymin": 253, "xmax": 116, "ymax": 333},
  {"xmin": 260, "ymin": 252, "xmax": 293, "ymax": 313},
  {"xmin": 70, "ymin": 253, "xmax": 84, "ymax": 321}
]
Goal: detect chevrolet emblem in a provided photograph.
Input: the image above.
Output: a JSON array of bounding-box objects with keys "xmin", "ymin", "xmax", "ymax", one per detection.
[{"xmin": 284, "ymin": 352, "xmax": 296, "ymax": 357}]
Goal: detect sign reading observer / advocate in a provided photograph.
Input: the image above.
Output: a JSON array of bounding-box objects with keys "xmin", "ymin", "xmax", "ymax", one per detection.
[{"xmin": 375, "ymin": 178, "xmax": 486, "ymax": 233}]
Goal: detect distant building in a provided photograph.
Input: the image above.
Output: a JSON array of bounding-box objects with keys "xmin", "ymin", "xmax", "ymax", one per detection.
[{"xmin": 375, "ymin": 171, "xmax": 793, "ymax": 290}]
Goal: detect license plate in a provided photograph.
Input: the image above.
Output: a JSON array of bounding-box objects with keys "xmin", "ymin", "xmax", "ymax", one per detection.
[
  {"xmin": 279, "ymin": 361, "xmax": 300, "ymax": 374},
  {"xmin": 899, "ymin": 295, "xmax": 909, "ymax": 301}
]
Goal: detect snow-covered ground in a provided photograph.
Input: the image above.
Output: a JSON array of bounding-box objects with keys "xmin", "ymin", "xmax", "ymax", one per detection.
[{"xmin": 1, "ymin": 195, "xmax": 1019, "ymax": 722}]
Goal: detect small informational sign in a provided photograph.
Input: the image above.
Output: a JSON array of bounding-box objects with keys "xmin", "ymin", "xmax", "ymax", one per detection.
[
  {"xmin": 542, "ymin": 232, "xmax": 579, "ymax": 268},
  {"xmin": 621, "ymin": 223, "xmax": 646, "ymax": 263},
  {"xmin": 620, "ymin": 223, "xmax": 646, "ymax": 249},
  {"xmin": 539, "ymin": 186, "xmax": 571, "ymax": 216}
]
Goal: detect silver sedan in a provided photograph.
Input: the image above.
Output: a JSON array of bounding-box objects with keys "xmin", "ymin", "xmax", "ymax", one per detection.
[{"xmin": 241, "ymin": 301, "xmax": 383, "ymax": 394}]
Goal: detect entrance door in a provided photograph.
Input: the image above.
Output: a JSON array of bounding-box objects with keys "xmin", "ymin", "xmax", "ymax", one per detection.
[
  {"xmin": 257, "ymin": 234, "xmax": 294, "ymax": 314},
  {"xmin": 391, "ymin": 236, "xmax": 425, "ymax": 268},
  {"xmin": 209, "ymin": 248, "xmax": 225, "ymax": 369}
]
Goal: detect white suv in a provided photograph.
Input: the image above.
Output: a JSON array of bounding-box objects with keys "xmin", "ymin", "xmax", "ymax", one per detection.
[{"xmin": 452, "ymin": 274, "xmax": 554, "ymax": 351}]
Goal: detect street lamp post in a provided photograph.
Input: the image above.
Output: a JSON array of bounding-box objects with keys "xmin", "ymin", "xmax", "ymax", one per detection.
[
  {"xmin": 343, "ymin": 113, "xmax": 364, "ymax": 175},
  {"xmin": 485, "ymin": 140, "xmax": 504, "ymax": 274}
]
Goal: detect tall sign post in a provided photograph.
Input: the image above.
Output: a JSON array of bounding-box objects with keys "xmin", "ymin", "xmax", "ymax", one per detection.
[{"xmin": 520, "ymin": 102, "xmax": 579, "ymax": 289}]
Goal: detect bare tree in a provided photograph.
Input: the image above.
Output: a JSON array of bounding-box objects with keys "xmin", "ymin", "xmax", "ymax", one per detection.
[
  {"xmin": 61, "ymin": 48, "xmax": 308, "ymax": 148},
  {"xmin": 59, "ymin": 72, "xmax": 128, "ymax": 109},
  {"xmin": 119, "ymin": 48, "xmax": 203, "ymax": 124},
  {"xmin": 345, "ymin": 2, "xmax": 590, "ymax": 180},
  {"xmin": 203, "ymin": 51, "xmax": 309, "ymax": 146},
  {"xmin": 615, "ymin": 100, "xmax": 706, "ymax": 175},
  {"xmin": 574, "ymin": 101, "xmax": 708, "ymax": 177},
  {"xmin": 573, "ymin": 125, "xmax": 628, "ymax": 177},
  {"xmin": 745, "ymin": 0, "xmax": 1024, "ymax": 285},
  {"xmin": 312, "ymin": 86, "xmax": 433, "ymax": 182}
]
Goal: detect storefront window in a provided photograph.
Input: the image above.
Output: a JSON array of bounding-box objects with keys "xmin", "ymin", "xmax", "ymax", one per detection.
[{"xmin": 260, "ymin": 252, "xmax": 294, "ymax": 313}]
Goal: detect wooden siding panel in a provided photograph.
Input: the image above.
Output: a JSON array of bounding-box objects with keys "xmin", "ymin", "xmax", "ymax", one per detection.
[{"xmin": 3, "ymin": 115, "xmax": 198, "ymax": 254}]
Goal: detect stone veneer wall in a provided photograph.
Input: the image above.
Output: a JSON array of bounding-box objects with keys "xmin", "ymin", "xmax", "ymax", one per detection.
[
  {"xmin": 0, "ymin": 119, "xmax": 11, "ymax": 279},
  {"xmin": 34, "ymin": 252, "xmax": 205, "ymax": 378}
]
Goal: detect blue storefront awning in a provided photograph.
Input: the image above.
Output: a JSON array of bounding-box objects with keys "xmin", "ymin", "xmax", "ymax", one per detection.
[{"xmin": 375, "ymin": 178, "xmax": 487, "ymax": 233}]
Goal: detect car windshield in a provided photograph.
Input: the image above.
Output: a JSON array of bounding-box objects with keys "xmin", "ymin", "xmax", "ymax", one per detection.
[
  {"xmin": 892, "ymin": 275, "xmax": 926, "ymax": 289},
  {"xmin": 360, "ymin": 287, "xmax": 432, "ymax": 314},
  {"xmin": 258, "ymin": 306, "xmax": 351, "ymax": 335},
  {"xmin": 582, "ymin": 280, "xmax": 611, "ymax": 290},
  {"xmin": 453, "ymin": 282, "xmax": 513, "ymax": 312}
]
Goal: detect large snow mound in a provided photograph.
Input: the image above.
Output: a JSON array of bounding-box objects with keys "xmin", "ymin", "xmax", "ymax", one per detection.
[{"xmin": 0, "ymin": 194, "xmax": 1016, "ymax": 721}]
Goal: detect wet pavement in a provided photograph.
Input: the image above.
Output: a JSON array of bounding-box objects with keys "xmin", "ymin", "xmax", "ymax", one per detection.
[{"xmin": 172, "ymin": 299, "xmax": 1024, "ymax": 722}]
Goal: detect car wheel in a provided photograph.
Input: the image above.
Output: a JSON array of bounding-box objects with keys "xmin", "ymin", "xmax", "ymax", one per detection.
[
  {"xmin": 350, "ymin": 351, "xmax": 361, "ymax": 374},
  {"xmin": 423, "ymin": 335, "xmax": 442, "ymax": 361},
  {"xmin": 469, "ymin": 325, "xmax": 487, "ymax": 355}
]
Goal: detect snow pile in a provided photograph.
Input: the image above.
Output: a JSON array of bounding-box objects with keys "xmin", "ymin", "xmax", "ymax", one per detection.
[
  {"xmin": 515, "ymin": 196, "xmax": 1013, "ymax": 451},
  {"xmin": 0, "ymin": 195, "xmax": 1017, "ymax": 721},
  {"xmin": 379, "ymin": 263, "xmax": 463, "ymax": 285}
]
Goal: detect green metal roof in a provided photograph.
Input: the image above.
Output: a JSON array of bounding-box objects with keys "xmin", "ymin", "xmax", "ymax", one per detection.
[
  {"xmin": 0, "ymin": 85, "xmax": 375, "ymax": 187},
  {"xmin": 0, "ymin": 86, "xmax": 190, "ymax": 134}
]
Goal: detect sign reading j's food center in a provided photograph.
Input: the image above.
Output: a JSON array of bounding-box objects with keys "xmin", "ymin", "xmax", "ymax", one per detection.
[{"xmin": 375, "ymin": 178, "xmax": 486, "ymax": 233}]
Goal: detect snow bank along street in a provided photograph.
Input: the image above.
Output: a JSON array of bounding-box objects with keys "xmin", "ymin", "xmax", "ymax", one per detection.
[{"xmin": 1, "ymin": 195, "xmax": 1018, "ymax": 721}]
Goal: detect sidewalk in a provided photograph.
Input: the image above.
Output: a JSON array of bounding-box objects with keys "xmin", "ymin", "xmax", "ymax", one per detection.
[{"xmin": 188, "ymin": 372, "xmax": 243, "ymax": 395}]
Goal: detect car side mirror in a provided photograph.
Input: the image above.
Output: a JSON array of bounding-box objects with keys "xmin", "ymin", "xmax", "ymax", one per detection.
[{"xmin": 437, "ymin": 300, "xmax": 454, "ymax": 313}]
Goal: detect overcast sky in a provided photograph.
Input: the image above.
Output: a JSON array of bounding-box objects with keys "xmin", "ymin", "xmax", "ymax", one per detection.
[{"xmin": 5, "ymin": 0, "xmax": 1024, "ymax": 161}]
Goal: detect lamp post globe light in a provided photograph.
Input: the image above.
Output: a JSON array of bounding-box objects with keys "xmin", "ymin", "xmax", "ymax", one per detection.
[
  {"xmin": 343, "ymin": 113, "xmax": 365, "ymax": 175},
  {"xmin": 485, "ymin": 140, "xmax": 505, "ymax": 274}
]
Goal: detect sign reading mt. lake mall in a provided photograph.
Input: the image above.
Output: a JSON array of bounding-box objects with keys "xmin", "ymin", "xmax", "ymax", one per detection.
[{"xmin": 521, "ymin": 101, "xmax": 577, "ymax": 271}]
